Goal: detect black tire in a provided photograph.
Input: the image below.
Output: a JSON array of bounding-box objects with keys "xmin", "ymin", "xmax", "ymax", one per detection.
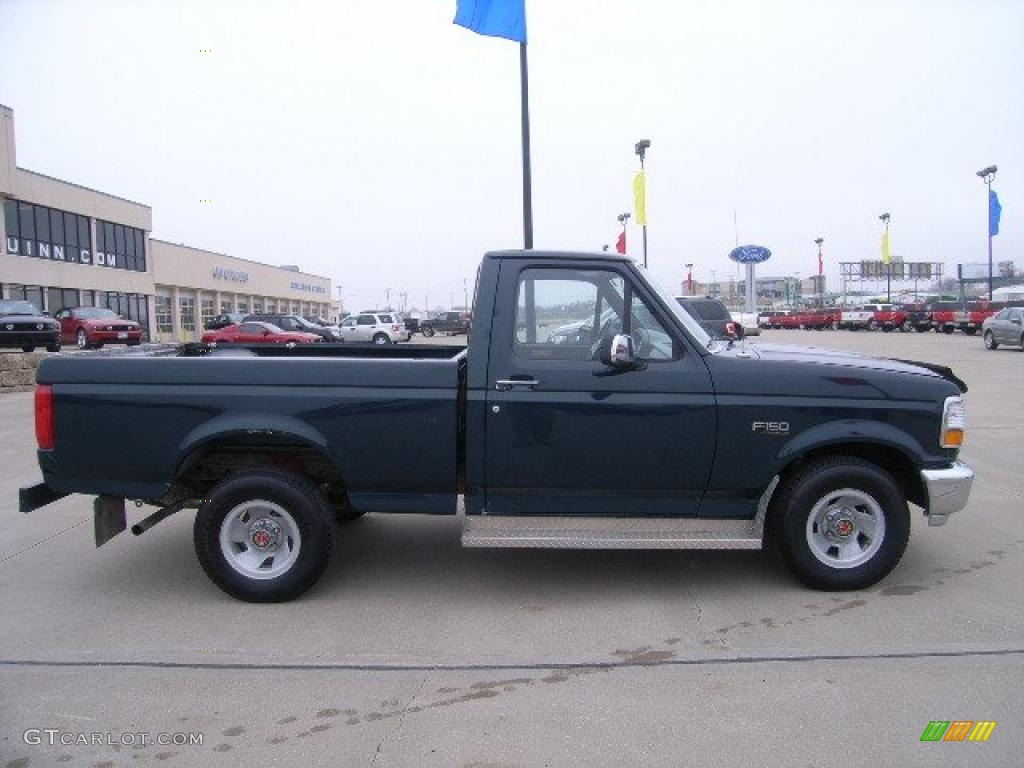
[
  {"xmin": 983, "ymin": 331, "xmax": 998, "ymax": 350},
  {"xmin": 963, "ymin": 328, "xmax": 977, "ymax": 336},
  {"xmin": 942, "ymin": 325, "xmax": 954, "ymax": 334},
  {"xmin": 882, "ymin": 325, "xmax": 892, "ymax": 333},
  {"xmin": 76, "ymin": 329, "xmax": 90, "ymax": 350},
  {"xmin": 421, "ymin": 325, "xmax": 435, "ymax": 338},
  {"xmin": 194, "ymin": 468, "xmax": 335, "ymax": 603},
  {"xmin": 768, "ymin": 456, "xmax": 910, "ymax": 591},
  {"xmin": 915, "ymin": 325, "xmax": 929, "ymax": 333},
  {"xmin": 46, "ymin": 342, "xmax": 60, "ymax": 353},
  {"xmin": 372, "ymin": 333, "xmax": 389, "ymax": 345},
  {"xmin": 867, "ymin": 320, "xmax": 878, "ymax": 332},
  {"xmin": 21, "ymin": 345, "xmax": 35, "ymax": 353},
  {"xmin": 127, "ymin": 341, "xmax": 141, "ymax": 347}
]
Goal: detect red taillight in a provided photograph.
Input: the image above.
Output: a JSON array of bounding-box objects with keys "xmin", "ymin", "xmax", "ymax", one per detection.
[{"xmin": 35, "ymin": 385, "xmax": 54, "ymax": 450}]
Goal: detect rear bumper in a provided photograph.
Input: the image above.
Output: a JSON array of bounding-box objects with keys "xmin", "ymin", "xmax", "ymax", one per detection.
[{"xmin": 921, "ymin": 461, "xmax": 974, "ymax": 526}]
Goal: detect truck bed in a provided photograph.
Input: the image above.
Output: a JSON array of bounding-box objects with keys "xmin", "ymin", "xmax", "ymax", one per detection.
[{"xmin": 36, "ymin": 346, "xmax": 468, "ymax": 513}]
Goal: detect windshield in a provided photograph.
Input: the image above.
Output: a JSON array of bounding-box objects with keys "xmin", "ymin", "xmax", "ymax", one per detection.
[
  {"xmin": 634, "ymin": 265, "xmax": 713, "ymax": 349},
  {"xmin": 0, "ymin": 300, "xmax": 41, "ymax": 316},
  {"xmin": 75, "ymin": 308, "xmax": 118, "ymax": 320}
]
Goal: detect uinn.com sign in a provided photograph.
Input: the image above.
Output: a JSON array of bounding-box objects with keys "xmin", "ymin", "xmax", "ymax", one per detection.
[{"xmin": 6, "ymin": 236, "xmax": 121, "ymax": 267}]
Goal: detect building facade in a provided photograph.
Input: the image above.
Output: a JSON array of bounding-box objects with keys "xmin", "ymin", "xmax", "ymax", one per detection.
[{"xmin": 1, "ymin": 105, "xmax": 331, "ymax": 341}]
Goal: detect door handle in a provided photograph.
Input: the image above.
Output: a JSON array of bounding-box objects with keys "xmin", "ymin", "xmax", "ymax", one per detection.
[{"xmin": 495, "ymin": 378, "xmax": 540, "ymax": 391}]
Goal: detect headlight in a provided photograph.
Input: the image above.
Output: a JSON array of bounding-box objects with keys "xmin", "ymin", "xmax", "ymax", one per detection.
[{"xmin": 940, "ymin": 395, "xmax": 965, "ymax": 448}]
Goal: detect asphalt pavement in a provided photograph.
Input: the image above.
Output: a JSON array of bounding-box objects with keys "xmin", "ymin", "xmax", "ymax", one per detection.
[{"xmin": 1, "ymin": 329, "xmax": 1021, "ymax": 767}]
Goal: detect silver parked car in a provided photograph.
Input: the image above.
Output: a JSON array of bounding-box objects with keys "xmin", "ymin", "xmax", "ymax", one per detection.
[
  {"xmin": 982, "ymin": 307, "xmax": 1024, "ymax": 350},
  {"xmin": 336, "ymin": 312, "xmax": 410, "ymax": 344}
]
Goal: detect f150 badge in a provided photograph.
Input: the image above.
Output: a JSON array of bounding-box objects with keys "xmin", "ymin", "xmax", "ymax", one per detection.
[{"xmin": 752, "ymin": 421, "xmax": 790, "ymax": 435}]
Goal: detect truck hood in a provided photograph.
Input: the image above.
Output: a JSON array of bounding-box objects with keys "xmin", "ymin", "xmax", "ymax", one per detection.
[{"xmin": 741, "ymin": 342, "xmax": 967, "ymax": 393}]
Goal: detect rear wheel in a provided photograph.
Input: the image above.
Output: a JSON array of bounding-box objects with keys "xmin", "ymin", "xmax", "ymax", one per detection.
[
  {"xmin": 963, "ymin": 328, "xmax": 977, "ymax": 336},
  {"xmin": 421, "ymin": 325, "xmax": 435, "ymax": 338},
  {"xmin": 769, "ymin": 456, "xmax": 909, "ymax": 591},
  {"xmin": 372, "ymin": 333, "xmax": 389, "ymax": 345},
  {"xmin": 942, "ymin": 325, "xmax": 954, "ymax": 335},
  {"xmin": 983, "ymin": 331, "xmax": 998, "ymax": 350},
  {"xmin": 867, "ymin": 319, "xmax": 878, "ymax": 331},
  {"xmin": 21, "ymin": 345, "xmax": 35, "ymax": 352},
  {"xmin": 194, "ymin": 469, "xmax": 335, "ymax": 602},
  {"xmin": 46, "ymin": 342, "xmax": 60, "ymax": 353},
  {"xmin": 76, "ymin": 329, "xmax": 90, "ymax": 350}
]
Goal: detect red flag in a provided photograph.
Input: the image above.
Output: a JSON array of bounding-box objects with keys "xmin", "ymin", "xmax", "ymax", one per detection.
[{"xmin": 615, "ymin": 231, "xmax": 626, "ymax": 254}]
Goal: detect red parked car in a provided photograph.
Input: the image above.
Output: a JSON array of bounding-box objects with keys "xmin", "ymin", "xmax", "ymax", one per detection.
[
  {"xmin": 54, "ymin": 307, "xmax": 143, "ymax": 350},
  {"xmin": 201, "ymin": 321, "xmax": 322, "ymax": 346}
]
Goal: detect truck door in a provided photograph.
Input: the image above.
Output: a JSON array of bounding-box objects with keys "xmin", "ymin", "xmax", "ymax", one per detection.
[{"xmin": 484, "ymin": 262, "xmax": 716, "ymax": 517}]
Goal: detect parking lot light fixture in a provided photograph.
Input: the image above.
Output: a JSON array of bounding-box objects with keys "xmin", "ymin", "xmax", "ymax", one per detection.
[{"xmin": 976, "ymin": 165, "xmax": 998, "ymax": 300}]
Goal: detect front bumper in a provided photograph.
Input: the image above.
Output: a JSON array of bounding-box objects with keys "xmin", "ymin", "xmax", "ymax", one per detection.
[
  {"xmin": 0, "ymin": 330, "xmax": 59, "ymax": 347},
  {"xmin": 921, "ymin": 461, "xmax": 974, "ymax": 526},
  {"xmin": 88, "ymin": 330, "xmax": 142, "ymax": 343}
]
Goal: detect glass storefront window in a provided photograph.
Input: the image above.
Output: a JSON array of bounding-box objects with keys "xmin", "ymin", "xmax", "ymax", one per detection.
[
  {"xmin": 180, "ymin": 295, "xmax": 196, "ymax": 332},
  {"xmin": 155, "ymin": 295, "xmax": 173, "ymax": 334}
]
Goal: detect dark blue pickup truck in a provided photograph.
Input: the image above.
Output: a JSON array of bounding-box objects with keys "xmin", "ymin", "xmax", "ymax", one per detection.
[{"xmin": 20, "ymin": 250, "xmax": 974, "ymax": 601}]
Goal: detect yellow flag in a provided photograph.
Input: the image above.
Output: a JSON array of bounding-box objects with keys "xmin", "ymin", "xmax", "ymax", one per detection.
[
  {"xmin": 633, "ymin": 171, "xmax": 647, "ymax": 226},
  {"xmin": 881, "ymin": 231, "xmax": 891, "ymax": 265}
]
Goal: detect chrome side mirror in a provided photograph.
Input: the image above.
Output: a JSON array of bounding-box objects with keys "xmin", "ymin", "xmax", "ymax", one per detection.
[{"xmin": 601, "ymin": 333, "xmax": 637, "ymax": 369}]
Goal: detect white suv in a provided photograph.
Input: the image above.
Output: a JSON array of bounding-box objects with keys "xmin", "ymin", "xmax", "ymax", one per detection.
[{"xmin": 337, "ymin": 313, "xmax": 410, "ymax": 344}]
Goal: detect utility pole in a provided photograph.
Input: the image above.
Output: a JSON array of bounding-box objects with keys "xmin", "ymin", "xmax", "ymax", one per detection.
[
  {"xmin": 879, "ymin": 213, "xmax": 891, "ymax": 303},
  {"xmin": 463, "ymin": 278, "xmax": 468, "ymax": 311}
]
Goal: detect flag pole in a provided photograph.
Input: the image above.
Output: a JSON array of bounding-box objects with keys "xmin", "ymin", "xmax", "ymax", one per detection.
[{"xmin": 519, "ymin": 42, "xmax": 534, "ymax": 249}]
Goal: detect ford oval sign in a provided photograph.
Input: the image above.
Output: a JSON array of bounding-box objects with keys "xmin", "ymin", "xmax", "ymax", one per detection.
[{"xmin": 729, "ymin": 245, "xmax": 772, "ymax": 264}]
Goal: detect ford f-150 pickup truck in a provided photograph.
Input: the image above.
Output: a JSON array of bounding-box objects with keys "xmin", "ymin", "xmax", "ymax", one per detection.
[{"xmin": 19, "ymin": 250, "xmax": 974, "ymax": 602}]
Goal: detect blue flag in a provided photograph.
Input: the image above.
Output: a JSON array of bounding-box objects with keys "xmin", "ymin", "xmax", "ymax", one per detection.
[
  {"xmin": 990, "ymin": 189, "xmax": 1002, "ymax": 236},
  {"xmin": 454, "ymin": 0, "xmax": 527, "ymax": 43}
]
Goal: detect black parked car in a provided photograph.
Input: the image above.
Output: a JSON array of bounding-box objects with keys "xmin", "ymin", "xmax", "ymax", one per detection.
[
  {"xmin": 243, "ymin": 313, "xmax": 341, "ymax": 342},
  {"xmin": 675, "ymin": 296, "xmax": 741, "ymax": 339},
  {"xmin": 0, "ymin": 300, "xmax": 61, "ymax": 352}
]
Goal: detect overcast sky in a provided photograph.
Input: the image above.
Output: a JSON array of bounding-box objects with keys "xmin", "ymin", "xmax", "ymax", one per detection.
[{"xmin": 1, "ymin": 0, "xmax": 1021, "ymax": 310}]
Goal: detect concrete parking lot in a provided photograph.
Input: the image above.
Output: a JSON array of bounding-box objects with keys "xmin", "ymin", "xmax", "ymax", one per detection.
[{"xmin": 1, "ymin": 329, "xmax": 1021, "ymax": 767}]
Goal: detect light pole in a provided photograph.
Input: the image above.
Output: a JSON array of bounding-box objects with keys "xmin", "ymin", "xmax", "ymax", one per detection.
[
  {"xmin": 977, "ymin": 165, "xmax": 998, "ymax": 299},
  {"xmin": 814, "ymin": 238, "xmax": 824, "ymax": 306},
  {"xmin": 879, "ymin": 213, "xmax": 891, "ymax": 303},
  {"xmin": 463, "ymin": 278, "xmax": 469, "ymax": 311},
  {"xmin": 635, "ymin": 139, "xmax": 650, "ymax": 267},
  {"xmin": 685, "ymin": 263, "xmax": 694, "ymax": 295}
]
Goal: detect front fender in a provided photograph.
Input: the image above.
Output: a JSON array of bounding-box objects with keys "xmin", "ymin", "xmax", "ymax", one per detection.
[{"xmin": 776, "ymin": 419, "xmax": 927, "ymax": 465}]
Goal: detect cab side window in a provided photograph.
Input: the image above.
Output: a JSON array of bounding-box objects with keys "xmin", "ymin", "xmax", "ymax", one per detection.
[
  {"xmin": 513, "ymin": 268, "xmax": 676, "ymax": 362},
  {"xmin": 357, "ymin": 315, "xmax": 375, "ymax": 326}
]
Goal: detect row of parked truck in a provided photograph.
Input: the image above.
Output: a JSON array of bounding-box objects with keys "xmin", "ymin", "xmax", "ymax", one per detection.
[{"xmin": 760, "ymin": 300, "xmax": 1024, "ymax": 335}]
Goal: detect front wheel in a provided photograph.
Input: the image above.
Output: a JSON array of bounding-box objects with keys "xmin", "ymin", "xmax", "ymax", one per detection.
[
  {"xmin": 194, "ymin": 469, "xmax": 335, "ymax": 602},
  {"xmin": 769, "ymin": 456, "xmax": 909, "ymax": 591},
  {"xmin": 421, "ymin": 325, "xmax": 435, "ymax": 338},
  {"xmin": 76, "ymin": 329, "xmax": 90, "ymax": 350},
  {"xmin": 983, "ymin": 331, "xmax": 998, "ymax": 350}
]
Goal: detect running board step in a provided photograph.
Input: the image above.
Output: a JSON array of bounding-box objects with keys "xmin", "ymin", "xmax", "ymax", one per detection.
[{"xmin": 462, "ymin": 516, "xmax": 763, "ymax": 550}]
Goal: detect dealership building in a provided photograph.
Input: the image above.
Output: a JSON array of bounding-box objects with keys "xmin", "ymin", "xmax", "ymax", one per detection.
[{"xmin": 1, "ymin": 105, "xmax": 332, "ymax": 341}]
